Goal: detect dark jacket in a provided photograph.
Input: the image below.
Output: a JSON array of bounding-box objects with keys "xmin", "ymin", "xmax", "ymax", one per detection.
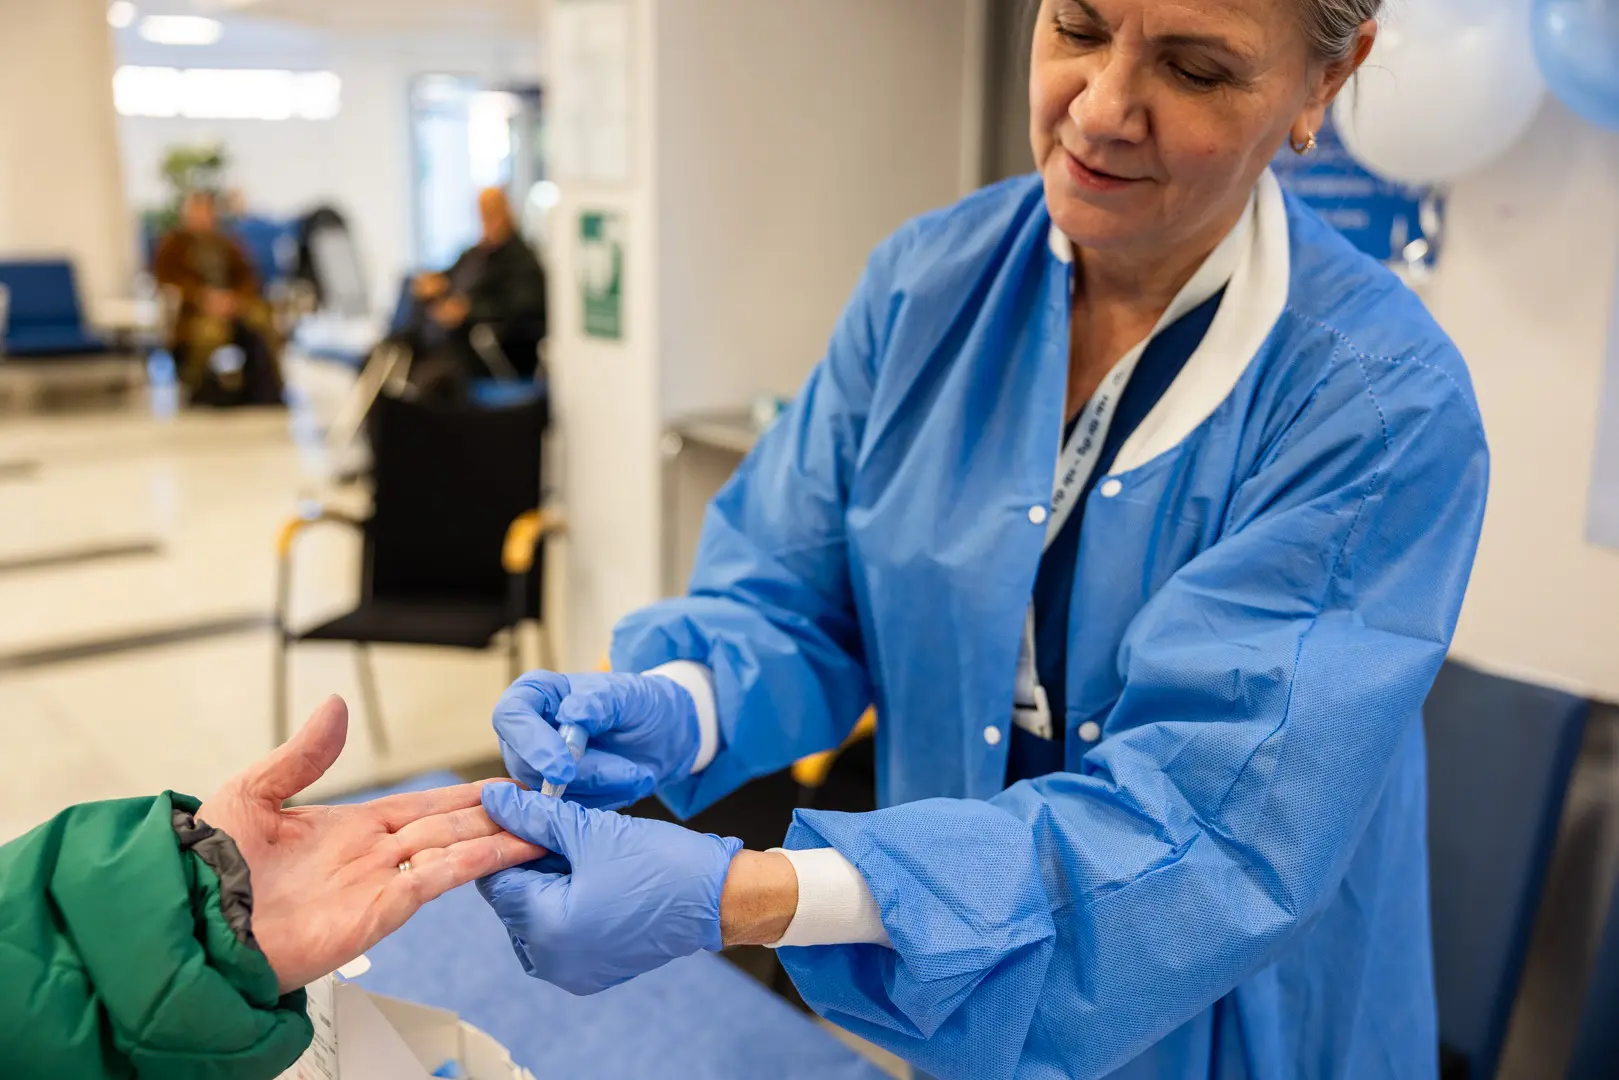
[
  {"xmin": 448, "ymin": 234, "xmax": 548, "ymax": 341},
  {"xmin": 0, "ymin": 794, "xmax": 313, "ymax": 1079},
  {"xmin": 445, "ymin": 235, "xmax": 548, "ymax": 378}
]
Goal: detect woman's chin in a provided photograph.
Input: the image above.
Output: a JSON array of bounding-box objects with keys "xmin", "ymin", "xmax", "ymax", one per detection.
[
  {"xmin": 1045, "ymin": 204, "xmax": 1150, "ymax": 256},
  {"xmin": 1041, "ymin": 172, "xmax": 1155, "ymax": 254}
]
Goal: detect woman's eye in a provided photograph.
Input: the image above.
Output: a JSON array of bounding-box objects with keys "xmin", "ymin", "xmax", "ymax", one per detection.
[
  {"xmin": 1054, "ymin": 21, "xmax": 1102, "ymax": 45},
  {"xmin": 1171, "ymin": 65, "xmax": 1224, "ymax": 90}
]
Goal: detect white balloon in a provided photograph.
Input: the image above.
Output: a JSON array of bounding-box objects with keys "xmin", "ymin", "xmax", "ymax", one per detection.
[{"xmin": 1333, "ymin": 0, "xmax": 1546, "ymax": 185}]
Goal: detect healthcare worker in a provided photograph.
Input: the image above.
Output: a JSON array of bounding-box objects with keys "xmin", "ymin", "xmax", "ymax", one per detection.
[{"xmin": 478, "ymin": 0, "xmax": 1489, "ymax": 1076}]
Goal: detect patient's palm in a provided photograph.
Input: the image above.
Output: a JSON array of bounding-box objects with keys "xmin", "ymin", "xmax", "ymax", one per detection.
[{"xmin": 198, "ymin": 697, "xmax": 543, "ymax": 991}]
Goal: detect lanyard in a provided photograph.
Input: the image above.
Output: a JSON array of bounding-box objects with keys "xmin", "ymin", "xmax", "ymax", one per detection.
[
  {"xmin": 1011, "ymin": 343, "xmax": 1146, "ymax": 739},
  {"xmin": 1043, "ymin": 349, "xmax": 1140, "ymax": 551},
  {"xmin": 1009, "ymin": 195, "xmax": 1251, "ymax": 742}
]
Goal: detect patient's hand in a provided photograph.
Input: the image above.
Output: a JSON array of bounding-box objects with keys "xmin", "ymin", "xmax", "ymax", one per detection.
[
  {"xmin": 202, "ymin": 287, "xmax": 239, "ymax": 319},
  {"xmin": 198, "ymin": 697, "xmax": 545, "ymax": 992},
  {"xmin": 413, "ymin": 272, "xmax": 450, "ymax": 300},
  {"xmin": 430, "ymin": 294, "xmax": 471, "ymax": 329}
]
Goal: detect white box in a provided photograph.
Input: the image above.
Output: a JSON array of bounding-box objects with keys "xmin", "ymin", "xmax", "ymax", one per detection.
[{"xmin": 277, "ymin": 960, "xmax": 534, "ymax": 1080}]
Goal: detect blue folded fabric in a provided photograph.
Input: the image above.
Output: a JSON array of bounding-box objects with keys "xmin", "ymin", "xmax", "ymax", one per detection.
[{"xmin": 469, "ymin": 380, "xmax": 543, "ymax": 409}]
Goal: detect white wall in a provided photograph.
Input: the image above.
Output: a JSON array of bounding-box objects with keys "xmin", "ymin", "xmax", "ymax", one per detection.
[
  {"xmin": 542, "ymin": 0, "xmax": 662, "ymax": 670},
  {"xmin": 0, "ymin": 0, "xmax": 132, "ymax": 308},
  {"xmin": 655, "ymin": 0, "xmax": 980, "ymax": 413},
  {"xmin": 545, "ymin": 0, "xmax": 980, "ymax": 667},
  {"xmin": 115, "ymin": 21, "xmax": 541, "ymax": 312},
  {"xmin": 1434, "ymin": 103, "xmax": 1619, "ymax": 701}
]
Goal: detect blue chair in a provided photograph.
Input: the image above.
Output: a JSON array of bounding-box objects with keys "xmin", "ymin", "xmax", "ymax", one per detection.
[
  {"xmin": 1426, "ymin": 661, "xmax": 1589, "ymax": 1080},
  {"xmin": 0, "ymin": 259, "xmax": 110, "ymax": 358},
  {"xmin": 230, "ymin": 215, "xmax": 295, "ymax": 286},
  {"xmin": 1567, "ymin": 860, "xmax": 1619, "ymax": 1079}
]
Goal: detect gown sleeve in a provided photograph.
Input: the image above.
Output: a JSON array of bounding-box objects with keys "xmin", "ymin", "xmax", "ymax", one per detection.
[
  {"xmin": 775, "ymin": 348, "xmax": 1490, "ymax": 1080},
  {"xmin": 610, "ymin": 231, "xmax": 912, "ymax": 818}
]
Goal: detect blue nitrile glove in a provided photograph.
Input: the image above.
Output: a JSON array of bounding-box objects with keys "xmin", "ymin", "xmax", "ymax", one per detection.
[
  {"xmin": 477, "ymin": 783, "xmax": 743, "ymax": 996},
  {"xmin": 493, "ymin": 671, "xmax": 702, "ymax": 810}
]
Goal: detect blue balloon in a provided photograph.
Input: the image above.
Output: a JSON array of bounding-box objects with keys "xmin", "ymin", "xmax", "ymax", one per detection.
[{"xmin": 1533, "ymin": 0, "xmax": 1619, "ymax": 130}]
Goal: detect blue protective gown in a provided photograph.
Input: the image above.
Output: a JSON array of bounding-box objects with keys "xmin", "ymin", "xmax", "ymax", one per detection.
[{"xmin": 612, "ymin": 172, "xmax": 1489, "ymax": 1080}]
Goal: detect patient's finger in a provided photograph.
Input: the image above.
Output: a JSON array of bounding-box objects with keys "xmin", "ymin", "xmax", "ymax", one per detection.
[
  {"xmin": 368, "ymin": 781, "xmax": 492, "ymax": 829},
  {"xmin": 246, "ymin": 696, "xmax": 349, "ymax": 803},
  {"xmin": 378, "ymin": 833, "xmax": 547, "ymax": 935},
  {"xmin": 390, "ymin": 805, "xmax": 505, "ymax": 861}
]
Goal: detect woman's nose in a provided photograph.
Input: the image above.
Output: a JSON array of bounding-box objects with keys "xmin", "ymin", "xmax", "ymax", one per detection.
[{"xmin": 1069, "ymin": 55, "xmax": 1149, "ymax": 146}]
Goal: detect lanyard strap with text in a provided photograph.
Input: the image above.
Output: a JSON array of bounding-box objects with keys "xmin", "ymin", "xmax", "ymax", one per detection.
[{"xmin": 1011, "ymin": 344, "xmax": 1146, "ymax": 739}]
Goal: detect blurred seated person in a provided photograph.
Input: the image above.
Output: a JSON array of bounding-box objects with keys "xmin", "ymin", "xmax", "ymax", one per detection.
[
  {"xmin": 154, "ymin": 189, "xmax": 285, "ymax": 407},
  {"xmin": 393, "ymin": 187, "xmax": 547, "ymax": 402}
]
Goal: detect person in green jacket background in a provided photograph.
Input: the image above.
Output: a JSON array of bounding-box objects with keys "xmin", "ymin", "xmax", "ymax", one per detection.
[{"xmin": 0, "ymin": 695, "xmax": 543, "ymax": 1080}]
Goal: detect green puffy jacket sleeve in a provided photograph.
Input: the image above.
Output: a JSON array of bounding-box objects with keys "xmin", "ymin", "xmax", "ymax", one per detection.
[{"xmin": 0, "ymin": 792, "xmax": 313, "ymax": 1079}]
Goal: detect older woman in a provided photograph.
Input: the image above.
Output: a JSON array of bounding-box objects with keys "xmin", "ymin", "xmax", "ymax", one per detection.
[
  {"xmin": 482, "ymin": 0, "xmax": 1488, "ymax": 1076},
  {"xmin": 153, "ymin": 190, "xmax": 287, "ymax": 407}
]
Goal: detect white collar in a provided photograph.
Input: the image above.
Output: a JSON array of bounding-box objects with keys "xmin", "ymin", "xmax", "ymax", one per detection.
[
  {"xmin": 1109, "ymin": 170, "xmax": 1292, "ymax": 475},
  {"xmin": 1041, "ymin": 189, "xmax": 1257, "ymax": 449}
]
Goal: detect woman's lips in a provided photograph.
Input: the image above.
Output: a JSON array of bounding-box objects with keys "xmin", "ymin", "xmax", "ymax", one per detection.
[{"xmin": 1064, "ymin": 150, "xmax": 1144, "ymax": 193}]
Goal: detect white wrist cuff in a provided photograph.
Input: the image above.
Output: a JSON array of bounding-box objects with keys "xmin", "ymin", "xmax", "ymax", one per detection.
[
  {"xmin": 644, "ymin": 661, "xmax": 720, "ymax": 774},
  {"xmin": 766, "ymin": 847, "xmax": 892, "ymax": 949}
]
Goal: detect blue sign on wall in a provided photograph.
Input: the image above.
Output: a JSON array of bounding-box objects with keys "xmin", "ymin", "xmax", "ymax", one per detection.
[{"xmin": 1269, "ymin": 115, "xmax": 1443, "ymax": 271}]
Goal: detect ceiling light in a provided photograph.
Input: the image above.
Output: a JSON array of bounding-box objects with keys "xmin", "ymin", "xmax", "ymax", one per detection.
[
  {"xmin": 106, "ymin": 2, "xmax": 137, "ymax": 29},
  {"xmin": 293, "ymin": 72, "xmax": 343, "ymax": 121},
  {"xmin": 137, "ymin": 15, "xmax": 223, "ymax": 46},
  {"xmin": 113, "ymin": 66, "xmax": 182, "ymax": 118}
]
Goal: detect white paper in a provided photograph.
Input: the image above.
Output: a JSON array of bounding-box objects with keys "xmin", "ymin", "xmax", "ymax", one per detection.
[
  {"xmin": 551, "ymin": 0, "xmax": 634, "ymax": 184},
  {"xmin": 275, "ymin": 975, "xmax": 339, "ymax": 1080},
  {"xmin": 273, "ymin": 967, "xmax": 532, "ymax": 1080},
  {"xmin": 366, "ymin": 994, "xmax": 464, "ymax": 1075},
  {"xmin": 334, "ymin": 984, "xmax": 433, "ymax": 1080}
]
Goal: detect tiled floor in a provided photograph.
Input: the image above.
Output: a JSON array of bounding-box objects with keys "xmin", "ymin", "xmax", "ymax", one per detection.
[{"xmin": 0, "ymin": 358, "xmax": 534, "ymax": 843}]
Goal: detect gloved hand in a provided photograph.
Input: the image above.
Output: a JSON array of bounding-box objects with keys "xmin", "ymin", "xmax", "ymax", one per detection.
[
  {"xmin": 477, "ymin": 783, "xmax": 743, "ymax": 996},
  {"xmin": 493, "ymin": 670, "xmax": 701, "ymax": 810}
]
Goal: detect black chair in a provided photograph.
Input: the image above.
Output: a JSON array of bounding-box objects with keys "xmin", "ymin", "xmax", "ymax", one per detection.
[
  {"xmin": 1426, "ymin": 661, "xmax": 1589, "ymax": 1080},
  {"xmin": 273, "ymin": 391, "xmax": 562, "ymax": 749},
  {"xmin": 1568, "ymin": 859, "xmax": 1619, "ymax": 1079}
]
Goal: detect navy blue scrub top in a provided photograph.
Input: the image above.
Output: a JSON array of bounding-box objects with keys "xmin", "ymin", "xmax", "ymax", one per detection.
[{"xmin": 1008, "ymin": 288, "xmax": 1226, "ymax": 786}]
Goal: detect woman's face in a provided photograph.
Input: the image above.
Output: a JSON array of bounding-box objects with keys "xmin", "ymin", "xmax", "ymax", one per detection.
[{"xmin": 1030, "ymin": 0, "xmax": 1364, "ymax": 259}]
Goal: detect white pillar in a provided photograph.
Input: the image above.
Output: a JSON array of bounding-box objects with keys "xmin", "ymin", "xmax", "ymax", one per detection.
[
  {"xmin": 0, "ymin": 0, "xmax": 133, "ymax": 308},
  {"xmin": 541, "ymin": 0, "xmax": 980, "ymax": 668}
]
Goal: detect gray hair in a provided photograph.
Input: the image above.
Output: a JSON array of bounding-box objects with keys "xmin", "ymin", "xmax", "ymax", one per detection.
[
  {"xmin": 1023, "ymin": 0, "xmax": 1382, "ymax": 63},
  {"xmin": 1299, "ymin": 0, "xmax": 1382, "ymax": 61}
]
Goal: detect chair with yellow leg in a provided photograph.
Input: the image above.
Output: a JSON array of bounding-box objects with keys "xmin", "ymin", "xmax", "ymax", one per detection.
[
  {"xmin": 791, "ymin": 707, "xmax": 877, "ymax": 808},
  {"xmin": 503, "ymin": 507, "xmax": 568, "ymax": 675},
  {"xmin": 272, "ymin": 391, "xmax": 562, "ymax": 750}
]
